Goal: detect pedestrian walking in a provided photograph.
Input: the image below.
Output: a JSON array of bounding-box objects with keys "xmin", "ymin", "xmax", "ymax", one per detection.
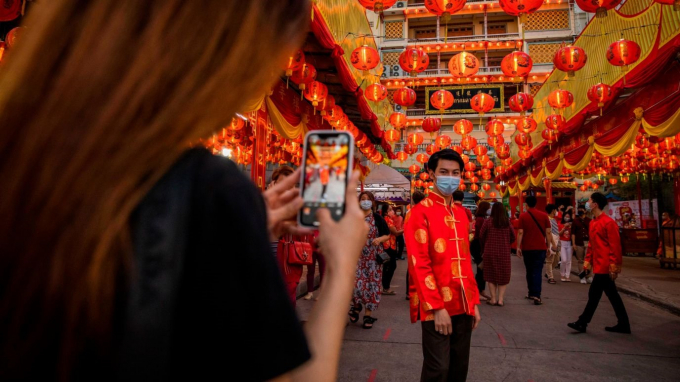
[
  {"xmin": 572, "ymin": 207, "xmax": 591, "ymax": 283},
  {"xmin": 559, "ymin": 212, "xmax": 574, "ymax": 282},
  {"xmin": 0, "ymin": 1, "xmax": 371, "ymax": 380},
  {"xmin": 406, "ymin": 191, "xmax": 426, "ymax": 300},
  {"xmin": 350, "ymin": 192, "xmax": 390, "ymax": 329},
  {"xmin": 394, "ymin": 207, "xmax": 406, "ymax": 260},
  {"xmin": 381, "ymin": 203, "xmax": 404, "ymax": 295},
  {"xmin": 471, "ymin": 201, "xmax": 492, "ymax": 302},
  {"xmin": 479, "ymin": 203, "xmax": 515, "ymax": 306},
  {"xmin": 517, "ymin": 196, "xmax": 554, "ymax": 305},
  {"xmin": 568, "ymin": 193, "xmax": 631, "ymax": 334},
  {"xmin": 544, "ymin": 204, "xmax": 560, "ymax": 285},
  {"xmin": 405, "ymin": 149, "xmax": 481, "ymax": 382}
]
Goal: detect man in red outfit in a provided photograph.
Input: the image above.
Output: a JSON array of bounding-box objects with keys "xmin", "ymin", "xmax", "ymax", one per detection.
[
  {"xmin": 405, "ymin": 149, "xmax": 481, "ymax": 382},
  {"xmin": 568, "ymin": 192, "xmax": 631, "ymax": 334}
]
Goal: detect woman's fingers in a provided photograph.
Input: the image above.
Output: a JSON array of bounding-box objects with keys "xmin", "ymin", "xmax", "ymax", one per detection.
[
  {"xmin": 269, "ymin": 196, "xmax": 304, "ymax": 231},
  {"xmin": 264, "ymin": 168, "xmax": 301, "ymax": 201}
]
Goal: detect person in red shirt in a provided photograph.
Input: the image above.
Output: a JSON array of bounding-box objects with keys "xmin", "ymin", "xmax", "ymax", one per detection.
[
  {"xmin": 405, "ymin": 149, "xmax": 481, "ymax": 381},
  {"xmin": 568, "ymin": 193, "xmax": 631, "ymax": 334},
  {"xmin": 510, "ymin": 212, "xmax": 520, "ymax": 255},
  {"xmin": 516, "ymin": 195, "xmax": 554, "ymax": 305},
  {"xmin": 453, "ymin": 190, "xmax": 473, "ymax": 225}
]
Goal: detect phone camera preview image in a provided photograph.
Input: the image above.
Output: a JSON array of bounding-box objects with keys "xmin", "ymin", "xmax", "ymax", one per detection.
[{"xmin": 300, "ymin": 133, "xmax": 351, "ymax": 227}]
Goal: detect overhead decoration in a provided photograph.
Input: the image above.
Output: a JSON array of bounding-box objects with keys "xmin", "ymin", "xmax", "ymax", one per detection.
[
  {"xmin": 485, "ymin": 119, "xmax": 505, "ymax": 137},
  {"xmin": 416, "ymin": 153, "xmax": 430, "ymax": 164},
  {"xmin": 541, "ymin": 128, "xmax": 559, "ymax": 145},
  {"xmin": 460, "ymin": 135, "xmax": 478, "ymax": 151},
  {"xmin": 315, "ymin": 95, "xmax": 335, "ymax": 116},
  {"xmin": 575, "ymin": 0, "xmax": 623, "ymax": 18},
  {"xmin": 453, "ymin": 119, "xmax": 474, "ymax": 136},
  {"xmin": 431, "ymin": 89, "xmax": 454, "ymax": 111},
  {"xmin": 545, "ymin": 114, "xmax": 566, "ymax": 132},
  {"xmin": 496, "ymin": 144, "xmax": 511, "ymax": 159},
  {"xmin": 553, "ymin": 45, "xmax": 588, "ymax": 77},
  {"xmin": 407, "ymin": 133, "xmax": 424, "ymax": 146},
  {"xmin": 404, "ymin": 142, "xmax": 419, "ymax": 155},
  {"xmin": 501, "ymin": 51, "xmax": 533, "ymax": 81},
  {"xmin": 606, "ymin": 38, "xmax": 641, "ymax": 73},
  {"xmin": 389, "ymin": 112, "xmax": 407, "ymax": 129},
  {"xmin": 587, "ymin": 82, "xmax": 615, "ymax": 115},
  {"xmin": 424, "ymin": 0, "xmax": 467, "ymax": 20},
  {"xmin": 548, "ymin": 89, "xmax": 574, "ymax": 111},
  {"xmin": 470, "ymin": 92, "xmax": 495, "ymax": 116},
  {"xmin": 422, "ymin": 117, "xmax": 442, "ymax": 137},
  {"xmin": 487, "ymin": 135, "xmax": 503, "ymax": 148},
  {"xmin": 499, "ymin": 0, "xmax": 543, "ymax": 32},
  {"xmin": 515, "ymin": 117, "xmax": 537, "ymax": 134},
  {"xmin": 385, "ymin": 129, "xmax": 401, "ymax": 143},
  {"xmin": 396, "ymin": 151, "xmax": 409, "ymax": 163},
  {"xmin": 303, "ymin": 80, "xmax": 328, "ymax": 108},
  {"xmin": 284, "ymin": 49, "xmax": 305, "ymax": 78},
  {"xmin": 358, "ymin": 0, "xmax": 398, "ymax": 15},
  {"xmin": 365, "ymin": 83, "xmax": 388, "ymax": 102},
  {"xmin": 351, "ymin": 45, "xmax": 380, "ymax": 75},
  {"xmin": 448, "ymin": 51, "xmax": 479, "ymax": 78},
  {"xmin": 393, "ymin": 87, "xmax": 417, "ymax": 111},
  {"xmin": 399, "ymin": 47, "xmax": 430, "ymax": 77},
  {"xmin": 436, "ymin": 135, "xmax": 452, "ymax": 148},
  {"xmin": 508, "ymin": 93, "xmax": 534, "ymax": 116},
  {"xmin": 290, "ymin": 63, "xmax": 317, "ymax": 92}
]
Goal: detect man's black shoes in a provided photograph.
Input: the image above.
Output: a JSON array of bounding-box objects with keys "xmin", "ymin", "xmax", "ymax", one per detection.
[{"xmin": 568, "ymin": 322, "xmax": 587, "ymax": 333}]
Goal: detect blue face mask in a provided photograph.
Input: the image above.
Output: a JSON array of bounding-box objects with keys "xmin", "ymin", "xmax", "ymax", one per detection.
[
  {"xmin": 435, "ymin": 175, "xmax": 461, "ymax": 196},
  {"xmin": 585, "ymin": 202, "xmax": 593, "ymax": 212}
]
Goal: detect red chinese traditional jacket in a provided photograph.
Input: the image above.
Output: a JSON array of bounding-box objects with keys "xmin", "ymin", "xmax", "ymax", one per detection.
[
  {"xmin": 404, "ymin": 193, "xmax": 480, "ymax": 323},
  {"xmin": 585, "ymin": 213, "xmax": 623, "ymax": 274}
]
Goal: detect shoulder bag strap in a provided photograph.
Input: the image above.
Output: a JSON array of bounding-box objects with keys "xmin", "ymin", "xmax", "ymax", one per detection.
[{"xmin": 527, "ymin": 211, "xmax": 546, "ymax": 239}]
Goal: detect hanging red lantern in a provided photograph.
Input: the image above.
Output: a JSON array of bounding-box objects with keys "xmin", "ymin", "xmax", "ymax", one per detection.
[
  {"xmin": 545, "ymin": 114, "xmax": 565, "ymax": 131},
  {"xmin": 496, "ymin": 143, "xmax": 511, "ymax": 159},
  {"xmin": 583, "ymin": 179, "xmax": 593, "ymax": 187},
  {"xmin": 587, "ymin": 83, "xmax": 615, "ymax": 114},
  {"xmin": 485, "ymin": 119, "xmax": 505, "ymax": 136},
  {"xmin": 495, "ymin": 166, "xmax": 506, "ymax": 176},
  {"xmin": 315, "ymin": 95, "xmax": 336, "ymax": 115},
  {"xmin": 482, "ymin": 184, "xmax": 491, "ymax": 191},
  {"xmin": 509, "ymin": 93, "xmax": 534, "ymax": 116},
  {"xmin": 515, "ymin": 132, "xmax": 532, "ymax": 147},
  {"xmin": 499, "ymin": 0, "xmax": 543, "ymax": 21},
  {"xmin": 436, "ymin": 134, "xmax": 452, "ymax": 148},
  {"xmin": 419, "ymin": 173, "xmax": 430, "ymax": 181},
  {"xmin": 416, "ymin": 180, "xmax": 424, "ymax": 188},
  {"xmin": 303, "ymin": 81, "xmax": 328, "ymax": 107},
  {"xmin": 461, "ymin": 154, "xmax": 471, "ymax": 165},
  {"xmin": 365, "ymin": 83, "xmax": 388, "ymax": 102},
  {"xmin": 515, "ymin": 117, "xmax": 537, "ymax": 134},
  {"xmin": 487, "ymin": 135, "xmax": 503, "ymax": 148},
  {"xmin": 451, "ymin": 145, "xmax": 463, "ymax": 155},
  {"xmin": 409, "ymin": 164, "xmax": 421, "ymax": 174},
  {"xmin": 448, "ymin": 51, "xmax": 479, "ymax": 78},
  {"xmin": 621, "ymin": 176, "xmax": 630, "ymax": 183},
  {"xmin": 407, "ymin": 133, "xmax": 424, "ymax": 145},
  {"xmin": 473, "ymin": 146, "xmax": 488, "ymax": 156},
  {"xmin": 416, "ymin": 153, "xmax": 430, "ymax": 164},
  {"xmin": 579, "ymin": 185, "xmax": 588, "ymax": 192},
  {"xmin": 405, "ymin": 143, "xmax": 419, "ymax": 155},
  {"xmin": 548, "ymin": 89, "xmax": 574, "ymax": 109},
  {"xmin": 477, "ymin": 191, "xmax": 486, "ymax": 198},
  {"xmin": 461, "ymin": 135, "xmax": 478, "ymax": 151},
  {"xmin": 575, "ymin": 0, "xmax": 622, "ymax": 18},
  {"xmin": 284, "ymin": 49, "xmax": 305, "ymax": 77},
  {"xmin": 660, "ymin": 137, "xmax": 677, "ymax": 153},
  {"xmin": 518, "ymin": 149, "xmax": 532, "ymax": 159},
  {"xmin": 542, "ymin": 129, "xmax": 559, "ymax": 144},
  {"xmin": 470, "ymin": 183, "xmax": 480, "ymax": 192},
  {"xmin": 478, "ymin": 155, "xmax": 491, "ymax": 165},
  {"xmin": 592, "ymin": 184, "xmax": 600, "ymax": 190},
  {"xmin": 635, "ymin": 134, "xmax": 650, "ymax": 149},
  {"xmin": 396, "ymin": 151, "xmax": 409, "ymax": 162},
  {"xmin": 483, "ymin": 161, "xmax": 495, "ymax": 170},
  {"xmin": 290, "ymin": 63, "xmax": 317, "ymax": 91},
  {"xmin": 465, "ymin": 162, "xmax": 477, "ymax": 172},
  {"xmin": 426, "ymin": 144, "xmax": 439, "ymax": 156},
  {"xmin": 422, "ymin": 117, "xmax": 442, "ymax": 135},
  {"xmin": 608, "ymin": 178, "xmax": 618, "ymax": 185},
  {"xmin": 389, "ymin": 112, "xmax": 407, "ymax": 129},
  {"xmin": 229, "ymin": 117, "xmax": 245, "ymax": 131},
  {"xmin": 606, "ymin": 39, "xmax": 641, "ymax": 72},
  {"xmin": 464, "ymin": 171, "xmax": 475, "ymax": 179},
  {"xmin": 489, "ymin": 191, "xmax": 498, "ymax": 198},
  {"xmin": 502, "ymin": 158, "xmax": 513, "ymax": 166},
  {"xmin": 399, "ymin": 47, "xmax": 430, "ymax": 77},
  {"xmin": 5, "ymin": 26, "xmax": 22, "ymax": 49},
  {"xmin": 385, "ymin": 130, "xmax": 401, "ymax": 143},
  {"xmin": 453, "ymin": 119, "xmax": 474, "ymax": 136},
  {"xmin": 655, "ymin": 0, "xmax": 680, "ymax": 11},
  {"xmin": 351, "ymin": 45, "xmax": 380, "ymax": 74},
  {"xmin": 470, "ymin": 92, "xmax": 495, "ymax": 115},
  {"xmin": 553, "ymin": 45, "xmax": 588, "ymax": 77},
  {"xmin": 371, "ymin": 151, "xmax": 384, "ymax": 164},
  {"xmin": 358, "ymin": 0, "xmax": 398, "ymax": 14},
  {"xmin": 394, "ymin": 88, "xmax": 417, "ymax": 112},
  {"xmin": 431, "ymin": 89, "xmax": 454, "ymax": 111},
  {"xmin": 458, "ymin": 183, "xmax": 467, "ymax": 191},
  {"xmin": 425, "ymin": 0, "xmax": 467, "ymax": 18},
  {"xmin": 501, "ymin": 51, "xmax": 533, "ymax": 79}
]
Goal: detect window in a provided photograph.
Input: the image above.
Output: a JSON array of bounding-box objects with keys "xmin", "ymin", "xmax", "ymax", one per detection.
[
  {"xmin": 446, "ymin": 25, "xmax": 473, "ymax": 37},
  {"xmin": 487, "ymin": 24, "xmax": 507, "ymax": 35},
  {"xmin": 415, "ymin": 28, "xmax": 437, "ymax": 39}
]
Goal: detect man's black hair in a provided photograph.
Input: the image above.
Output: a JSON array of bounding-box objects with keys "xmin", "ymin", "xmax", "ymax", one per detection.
[
  {"xmin": 525, "ymin": 195, "xmax": 537, "ymax": 208},
  {"xmin": 545, "ymin": 204, "xmax": 556, "ymax": 214},
  {"xmin": 590, "ymin": 192, "xmax": 608, "ymax": 210},
  {"xmin": 412, "ymin": 190, "xmax": 426, "ymax": 205},
  {"xmin": 427, "ymin": 149, "xmax": 464, "ymax": 174},
  {"xmin": 453, "ymin": 190, "xmax": 465, "ymax": 202}
]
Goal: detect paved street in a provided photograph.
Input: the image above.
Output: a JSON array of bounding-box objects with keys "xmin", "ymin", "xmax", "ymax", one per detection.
[{"xmin": 297, "ymin": 255, "xmax": 680, "ymax": 382}]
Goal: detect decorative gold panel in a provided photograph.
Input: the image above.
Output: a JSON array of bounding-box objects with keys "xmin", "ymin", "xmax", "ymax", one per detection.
[
  {"xmin": 525, "ymin": 10, "xmax": 570, "ymax": 31},
  {"xmin": 383, "ymin": 52, "xmax": 400, "ymax": 67},
  {"xmin": 620, "ymin": 0, "xmax": 653, "ymax": 15},
  {"xmin": 530, "ymin": 84, "xmax": 542, "ymax": 97},
  {"xmin": 528, "ymin": 43, "xmax": 562, "ymax": 64},
  {"xmin": 385, "ymin": 21, "xmax": 404, "ymax": 39}
]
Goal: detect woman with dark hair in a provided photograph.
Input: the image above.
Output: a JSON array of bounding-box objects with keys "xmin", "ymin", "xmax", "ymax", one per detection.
[
  {"xmin": 350, "ymin": 192, "xmax": 390, "ymax": 329},
  {"xmin": 471, "ymin": 201, "xmax": 492, "ymax": 301},
  {"xmin": 559, "ymin": 212, "xmax": 574, "ymax": 282},
  {"xmin": 0, "ymin": 1, "xmax": 370, "ymax": 380},
  {"xmin": 380, "ymin": 203, "xmax": 403, "ymax": 295},
  {"xmin": 479, "ymin": 203, "xmax": 515, "ymax": 306}
]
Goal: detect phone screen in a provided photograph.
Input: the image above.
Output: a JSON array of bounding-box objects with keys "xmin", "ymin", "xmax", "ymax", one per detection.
[{"xmin": 299, "ymin": 131, "xmax": 353, "ymax": 227}]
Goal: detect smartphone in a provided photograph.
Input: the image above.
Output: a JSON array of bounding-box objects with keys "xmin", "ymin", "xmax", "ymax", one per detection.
[{"xmin": 298, "ymin": 131, "xmax": 354, "ymax": 227}]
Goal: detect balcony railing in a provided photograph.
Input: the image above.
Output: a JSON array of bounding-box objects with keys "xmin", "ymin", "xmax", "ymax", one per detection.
[
  {"xmin": 408, "ymin": 0, "xmax": 490, "ymax": 6},
  {"xmin": 385, "ymin": 33, "xmax": 521, "ymax": 43},
  {"xmin": 385, "ymin": 66, "xmax": 502, "ymax": 79}
]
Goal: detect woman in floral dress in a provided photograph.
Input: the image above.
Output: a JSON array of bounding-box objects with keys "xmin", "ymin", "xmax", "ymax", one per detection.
[{"xmin": 349, "ymin": 191, "xmax": 390, "ymax": 329}]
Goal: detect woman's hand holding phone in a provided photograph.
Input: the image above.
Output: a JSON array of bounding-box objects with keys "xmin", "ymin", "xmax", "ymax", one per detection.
[{"xmin": 263, "ymin": 168, "xmax": 313, "ymax": 241}]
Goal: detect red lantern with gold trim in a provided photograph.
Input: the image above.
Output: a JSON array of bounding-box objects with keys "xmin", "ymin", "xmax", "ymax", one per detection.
[
  {"xmin": 545, "ymin": 114, "xmax": 565, "ymax": 131},
  {"xmin": 229, "ymin": 117, "xmax": 245, "ymax": 131},
  {"xmin": 501, "ymin": 51, "xmax": 533, "ymax": 79},
  {"xmin": 587, "ymin": 83, "xmax": 615, "ymax": 115},
  {"xmin": 407, "ymin": 133, "xmax": 424, "ymax": 146},
  {"xmin": 487, "ymin": 135, "xmax": 503, "ymax": 148},
  {"xmin": 290, "ymin": 63, "xmax": 317, "ymax": 91},
  {"xmin": 396, "ymin": 151, "xmax": 409, "ymax": 162},
  {"xmin": 425, "ymin": 0, "xmax": 467, "ymax": 18},
  {"xmin": 461, "ymin": 135, "xmax": 478, "ymax": 151},
  {"xmin": 509, "ymin": 93, "xmax": 534, "ymax": 116},
  {"xmin": 416, "ymin": 153, "xmax": 430, "ymax": 164},
  {"xmin": 451, "ymin": 145, "xmax": 463, "ymax": 155},
  {"xmin": 426, "ymin": 144, "xmax": 438, "ymax": 155},
  {"xmin": 608, "ymin": 178, "xmax": 618, "ymax": 185},
  {"xmin": 351, "ymin": 45, "xmax": 380, "ymax": 74},
  {"xmin": 415, "ymin": 180, "xmax": 424, "ymax": 188},
  {"xmin": 482, "ymin": 183, "xmax": 491, "ymax": 191},
  {"xmin": 542, "ymin": 129, "xmax": 559, "ymax": 144},
  {"xmin": 470, "ymin": 183, "xmax": 480, "ymax": 192},
  {"xmin": 399, "ymin": 47, "xmax": 430, "ymax": 77},
  {"xmin": 316, "ymin": 95, "xmax": 335, "ymax": 115},
  {"xmin": 465, "ymin": 162, "xmax": 477, "ymax": 172},
  {"xmin": 499, "ymin": 0, "xmax": 543, "ymax": 20},
  {"xmin": 365, "ymin": 83, "xmax": 388, "ymax": 102},
  {"xmin": 389, "ymin": 112, "xmax": 407, "ymax": 129},
  {"xmin": 473, "ymin": 146, "xmax": 488, "ymax": 156},
  {"xmin": 553, "ymin": 45, "xmax": 587, "ymax": 77},
  {"xmin": 606, "ymin": 39, "xmax": 641, "ymax": 72},
  {"xmin": 518, "ymin": 149, "xmax": 532, "ymax": 159},
  {"xmin": 470, "ymin": 92, "xmax": 495, "ymax": 116},
  {"xmin": 422, "ymin": 117, "xmax": 442, "ymax": 137},
  {"xmin": 436, "ymin": 134, "xmax": 452, "ymax": 148},
  {"xmin": 385, "ymin": 129, "xmax": 401, "ymax": 143},
  {"xmin": 485, "ymin": 119, "xmax": 505, "ymax": 136},
  {"xmin": 454, "ymin": 119, "xmax": 474, "ymax": 136},
  {"xmin": 431, "ymin": 89, "xmax": 454, "ymax": 111},
  {"xmin": 515, "ymin": 117, "xmax": 537, "ymax": 134},
  {"xmin": 303, "ymin": 81, "xmax": 328, "ymax": 107},
  {"xmin": 409, "ymin": 164, "xmax": 421, "ymax": 174},
  {"xmin": 405, "ymin": 143, "xmax": 419, "ymax": 155},
  {"xmin": 496, "ymin": 143, "xmax": 511, "ymax": 159},
  {"xmin": 358, "ymin": 0, "xmax": 398, "ymax": 13},
  {"xmin": 393, "ymin": 87, "xmax": 417, "ymax": 111},
  {"xmin": 515, "ymin": 132, "xmax": 532, "ymax": 147},
  {"xmin": 459, "ymin": 183, "xmax": 467, "ymax": 191},
  {"xmin": 548, "ymin": 89, "xmax": 574, "ymax": 110},
  {"xmin": 284, "ymin": 49, "xmax": 305, "ymax": 77},
  {"xmin": 461, "ymin": 154, "xmax": 470, "ymax": 164},
  {"xmin": 448, "ymin": 51, "xmax": 479, "ymax": 78},
  {"xmin": 576, "ymin": 0, "xmax": 623, "ymax": 18}
]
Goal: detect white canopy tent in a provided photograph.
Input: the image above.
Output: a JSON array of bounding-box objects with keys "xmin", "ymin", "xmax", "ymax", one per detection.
[{"xmin": 360, "ymin": 164, "xmax": 411, "ymax": 203}]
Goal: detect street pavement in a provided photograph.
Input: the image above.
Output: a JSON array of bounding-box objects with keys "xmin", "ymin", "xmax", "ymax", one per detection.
[{"xmin": 296, "ymin": 255, "xmax": 680, "ymax": 382}]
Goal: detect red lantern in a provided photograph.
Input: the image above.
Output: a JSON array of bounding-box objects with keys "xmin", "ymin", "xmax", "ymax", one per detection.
[
  {"xmin": 501, "ymin": 51, "xmax": 533, "ymax": 79},
  {"xmin": 394, "ymin": 87, "xmax": 417, "ymax": 110},
  {"xmin": 485, "ymin": 119, "xmax": 505, "ymax": 136},
  {"xmin": 579, "ymin": 185, "xmax": 588, "ymax": 192},
  {"xmin": 509, "ymin": 93, "xmax": 534, "ymax": 116},
  {"xmin": 422, "ymin": 117, "xmax": 442, "ymax": 135},
  {"xmin": 461, "ymin": 135, "xmax": 478, "ymax": 151},
  {"xmin": 553, "ymin": 45, "xmax": 587, "ymax": 77},
  {"xmin": 655, "ymin": 0, "xmax": 680, "ymax": 11},
  {"xmin": 545, "ymin": 114, "xmax": 565, "ymax": 131},
  {"xmin": 431, "ymin": 89, "xmax": 454, "ymax": 111},
  {"xmin": 459, "ymin": 183, "xmax": 467, "ymax": 191},
  {"xmin": 515, "ymin": 117, "xmax": 537, "ymax": 134},
  {"xmin": 453, "ymin": 119, "xmax": 474, "ymax": 136},
  {"xmin": 408, "ymin": 133, "xmax": 424, "ymax": 145},
  {"xmin": 487, "ymin": 135, "xmax": 503, "ymax": 148},
  {"xmin": 592, "ymin": 184, "xmax": 600, "ymax": 190},
  {"xmin": 473, "ymin": 146, "xmax": 488, "ymax": 156},
  {"xmin": 409, "ymin": 164, "xmax": 421, "ymax": 174},
  {"xmin": 470, "ymin": 184, "xmax": 480, "ymax": 192},
  {"xmin": 515, "ymin": 132, "xmax": 532, "ymax": 147},
  {"xmin": 426, "ymin": 144, "xmax": 438, "ymax": 156},
  {"xmin": 436, "ymin": 135, "xmax": 452, "ymax": 148},
  {"xmin": 229, "ymin": 117, "xmax": 245, "ymax": 131},
  {"xmin": 351, "ymin": 45, "xmax": 380, "ymax": 74},
  {"xmin": 396, "ymin": 151, "xmax": 409, "ymax": 162},
  {"xmin": 399, "ymin": 47, "xmax": 430, "ymax": 77},
  {"xmin": 461, "ymin": 154, "xmax": 470, "ymax": 164},
  {"xmin": 621, "ymin": 175, "xmax": 630, "ymax": 183},
  {"xmin": 416, "ymin": 153, "xmax": 430, "ymax": 164},
  {"xmin": 290, "ymin": 63, "xmax": 317, "ymax": 91},
  {"xmin": 385, "ymin": 130, "xmax": 401, "ymax": 143},
  {"xmin": 416, "ymin": 180, "xmax": 424, "ymax": 188},
  {"xmin": 606, "ymin": 39, "xmax": 641, "ymax": 72},
  {"xmin": 495, "ymin": 166, "xmax": 506, "ymax": 176},
  {"xmin": 470, "ymin": 92, "xmax": 495, "ymax": 115},
  {"xmin": 464, "ymin": 171, "xmax": 475, "ymax": 179},
  {"xmin": 389, "ymin": 112, "xmax": 407, "ymax": 130},
  {"xmin": 371, "ymin": 151, "xmax": 384, "ymax": 164},
  {"xmin": 541, "ymin": 129, "xmax": 559, "ymax": 144},
  {"xmin": 608, "ymin": 178, "xmax": 618, "ymax": 185},
  {"xmin": 358, "ymin": 0, "xmax": 398, "ymax": 13},
  {"xmin": 478, "ymin": 154, "xmax": 491, "ymax": 164},
  {"xmin": 405, "ymin": 143, "xmax": 419, "ymax": 155},
  {"xmin": 635, "ymin": 134, "xmax": 650, "ymax": 149},
  {"xmin": 303, "ymin": 81, "xmax": 328, "ymax": 107},
  {"xmin": 502, "ymin": 158, "xmax": 513, "ymax": 166},
  {"xmin": 419, "ymin": 173, "xmax": 430, "ymax": 181},
  {"xmin": 315, "ymin": 95, "xmax": 335, "ymax": 115},
  {"xmin": 583, "ymin": 180, "xmax": 593, "ymax": 187},
  {"xmin": 496, "ymin": 144, "xmax": 511, "ymax": 159},
  {"xmin": 499, "ymin": 0, "xmax": 543, "ymax": 20},
  {"xmin": 489, "ymin": 191, "xmax": 497, "ymax": 198},
  {"xmin": 365, "ymin": 83, "xmax": 388, "ymax": 102},
  {"xmin": 575, "ymin": 0, "xmax": 623, "ymax": 18},
  {"xmin": 451, "ymin": 145, "xmax": 463, "ymax": 154},
  {"xmin": 465, "ymin": 162, "xmax": 477, "ymax": 172},
  {"xmin": 482, "ymin": 184, "xmax": 491, "ymax": 191},
  {"xmin": 448, "ymin": 51, "xmax": 479, "ymax": 78},
  {"xmin": 548, "ymin": 89, "xmax": 574, "ymax": 109},
  {"xmin": 518, "ymin": 149, "xmax": 532, "ymax": 159},
  {"xmin": 587, "ymin": 83, "xmax": 615, "ymax": 114},
  {"xmin": 284, "ymin": 49, "xmax": 305, "ymax": 77},
  {"xmin": 484, "ymin": 161, "xmax": 494, "ymax": 170},
  {"xmin": 425, "ymin": 0, "xmax": 467, "ymax": 18}
]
